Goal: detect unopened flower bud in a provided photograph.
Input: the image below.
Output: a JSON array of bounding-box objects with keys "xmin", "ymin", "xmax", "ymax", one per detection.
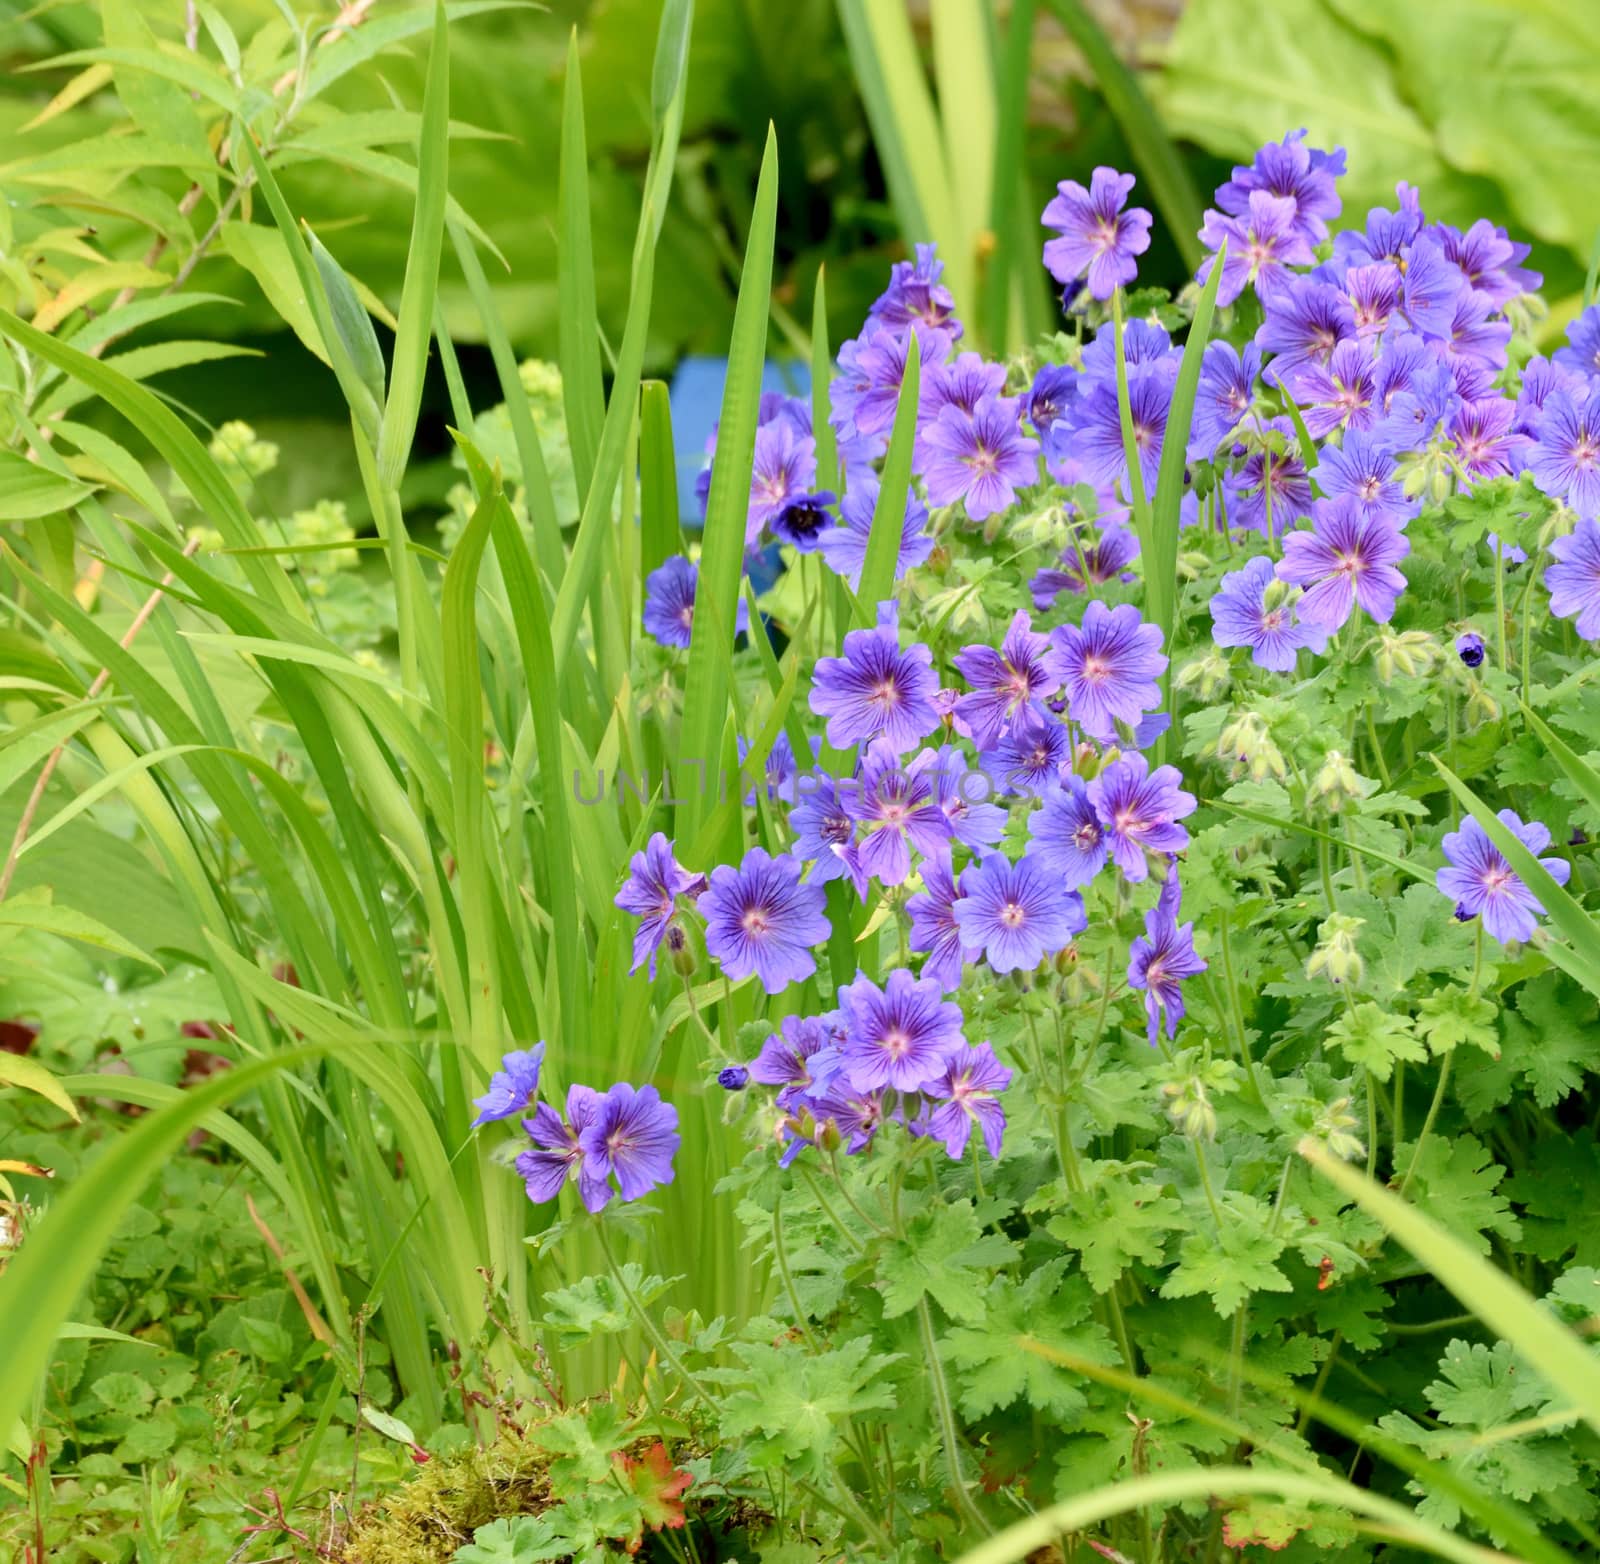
[
  {"xmin": 1464, "ymin": 680, "xmax": 1500, "ymax": 727},
  {"xmin": 1313, "ymin": 1095, "xmax": 1365, "ymax": 1162},
  {"xmin": 1455, "ymin": 630, "xmax": 1485, "ymax": 668},
  {"xmin": 1177, "ymin": 650, "xmax": 1231, "ymax": 703},
  {"xmin": 1306, "ymin": 914, "xmax": 1365, "ymax": 987},
  {"xmin": 1219, "ymin": 711, "xmax": 1285, "ymax": 783},
  {"xmin": 666, "ymin": 920, "xmax": 697, "ymax": 978},
  {"xmin": 1374, "ymin": 629, "xmax": 1439, "ymax": 683},
  {"xmin": 1160, "ymin": 1077, "xmax": 1218, "ymax": 1140},
  {"xmin": 1054, "ymin": 942, "xmax": 1081, "ymax": 977},
  {"xmin": 1307, "ymin": 750, "xmax": 1364, "ymax": 814},
  {"xmin": 815, "ymin": 1115, "xmax": 842, "ymax": 1154},
  {"xmin": 717, "ymin": 1065, "xmax": 749, "ymax": 1091}
]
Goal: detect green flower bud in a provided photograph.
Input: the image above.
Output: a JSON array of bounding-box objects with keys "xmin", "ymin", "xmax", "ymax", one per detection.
[
  {"xmin": 1464, "ymin": 679, "xmax": 1501, "ymax": 727},
  {"xmin": 1219, "ymin": 711, "xmax": 1285, "ymax": 783},
  {"xmin": 666, "ymin": 920, "xmax": 697, "ymax": 979},
  {"xmin": 1373, "ymin": 628, "xmax": 1439, "ymax": 683},
  {"xmin": 1177, "ymin": 650, "xmax": 1231, "ymax": 703},
  {"xmin": 1312, "ymin": 1095, "xmax": 1365, "ymax": 1163},
  {"xmin": 1160, "ymin": 1076, "xmax": 1218, "ymax": 1141},
  {"xmin": 1306, "ymin": 913, "xmax": 1365, "ymax": 987},
  {"xmin": 1307, "ymin": 750, "xmax": 1365, "ymax": 814}
]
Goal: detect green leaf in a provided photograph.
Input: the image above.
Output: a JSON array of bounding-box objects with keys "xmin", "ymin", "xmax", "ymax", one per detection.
[
  {"xmin": 558, "ymin": 29, "xmax": 604, "ymax": 501},
  {"xmin": 1045, "ymin": 1176, "xmax": 1183, "ymax": 1293},
  {"xmin": 0, "ymin": 889, "xmax": 160, "ymax": 969},
  {"xmin": 878, "ymin": 1200, "xmax": 1018, "ymax": 1323},
  {"xmin": 1413, "ymin": 987, "xmax": 1500, "ymax": 1058},
  {"xmin": 1325, "ymin": 1002, "xmax": 1425, "ymax": 1082},
  {"xmin": 0, "ymin": 1051, "xmax": 78, "ymax": 1121},
  {"xmin": 0, "ymin": 451, "xmax": 94, "ymax": 519},
  {"xmin": 540, "ymin": 1265, "xmax": 675, "ymax": 1351},
  {"xmin": 1160, "ymin": 1198, "xmax": 1292, "ymax": 1315},
  {"xmin": 1399, "ymin": 1135, "xmax": 1519, "ymax": 1255},
  {"xmin": 639, "ymin": 381, "xmax": 681, "ymax": 581},
  {"xmin": 853, "ymin": 334, "xmax": 920, "ymax": 625}
]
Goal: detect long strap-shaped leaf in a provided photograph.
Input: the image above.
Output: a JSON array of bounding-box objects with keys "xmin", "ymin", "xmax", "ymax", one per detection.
[
  {"xmin": 854, "ymin": 336, "xmax": 921, "ymax": 626},
  {"xmin": 675, "ymin": 127, "xmax": 779, "ymax": 850},
  {"xmin": 558, "ymin": 28, "xmax": 604, "ymax": 500}
]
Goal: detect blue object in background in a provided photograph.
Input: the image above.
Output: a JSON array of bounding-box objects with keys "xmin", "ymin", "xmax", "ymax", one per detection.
[{"xmin": 667, "ymin": 356, "xmax": 812, "ymax": 528}]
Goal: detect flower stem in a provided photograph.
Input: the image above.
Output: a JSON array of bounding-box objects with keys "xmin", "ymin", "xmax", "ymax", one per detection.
[
  {"xmin": 916, "ymin": 1295, "xmax": 993, "ymax": 1538},
  {"xmin": 1397, "ymin": 1052, "xmax": 1453, "ymax": 1201}
]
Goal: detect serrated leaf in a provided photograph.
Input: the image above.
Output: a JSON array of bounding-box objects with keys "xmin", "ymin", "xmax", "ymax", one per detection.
[
  {"xmin": 877, "ymin": 1200, "xmax": 1018, "ymax": 1322},
  {"xmin": 1325, "ymin": 1003, "xmax": 1425, "ymax": 1082}
]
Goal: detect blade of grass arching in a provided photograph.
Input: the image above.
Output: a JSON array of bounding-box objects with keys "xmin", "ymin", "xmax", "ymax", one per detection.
[
  {"xmin": 810, "ymin": 270, "xmax": 838, "ymax": 494},
  {"xmin": 1301, "ymin": 1138, "xmax": 1600, "ymax": 1439},
  {"xmin": 955, "ymin": 1468, "xmax": 1505, "ymax": 1564},
  {"xmin": 1583, "ymin": 222, "xmax": 1600, "ymax": 310},
  {"xmin": 854, "ymin": 340, "xmax": 920, "ymax": 626},
  {"xmin": 930, "ymin": 0, "xmax": 995, "ymax": 290},
  {"xmin": 1037, "ymin": 0, "xmax": 1204, "ymax": 273},
  {"xmin": 1518, "ymin": 702, "xmax": 1600, "ymax": 821},
  {"xmin": 640, "ymin": 382, "xmax": 682, "ymax": 582},
  {"xmin": 451, "ymin": 221, "xmax": 565, "ymax": 591},
  {"xmin": 549, "ymin": 228, "xmax": 656, "ymax": 678},
  {"xmin": 638, "ymin": 0, "xmax": 693, "ymax": 255},
  {"xmin": 835, "ymin": 0, "xmax": 957, "ymax": 304},
  {"xmin": 1280, "ymin": 387, "xmax": 1321, "ymax": 481},
  {"xmin": 675, "ymin": 126, "xmax": 779, "ymax": 849},
  {"xmin": 1432, "ymin": 756, "xmax": 1600, "ymax": 1000},
  {"xmin": 558, "ymin": 30, "xmax": 604, "ymax": 500},
  {"xmin": 0, "ymin": 1047, "xmax": 331, "ymax": 1450},
  {"xmin": 375, "ymin": 1, "xmax": 449, "ymax": 490},
  {"xmin": 1214, "ymin": 800, "xmax": 1428, "ymax": 884},
  {"xmin": 981, "ymin": 0, "xmax": 1035, "ymax": 356}
]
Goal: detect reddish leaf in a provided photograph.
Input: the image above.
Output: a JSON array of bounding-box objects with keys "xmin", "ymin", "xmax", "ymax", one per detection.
[
  {"xmin": 615, "ymin": 1441, "xmax": 693, "ymax": 1534},
  {"xmin": 0, "ymin": 1020, "xmax": 38, "ymax": 1056}
]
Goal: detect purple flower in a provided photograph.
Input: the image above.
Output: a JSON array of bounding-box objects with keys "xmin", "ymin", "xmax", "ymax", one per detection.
[
  {"xmin": 615, "ymin": 834, "xmax": 708, "ymax": 978},
  {"xmin": 1398, "ymin": 236, "xmax": 1464, "ymax": 341},
  {"xmin": 1438, "ymin": 220, "xmax": 1540, "ymax": 310},
  {"xmin": 1515, "ymin": 355, "xmax": 1588, "ymax": 438},
  {"xmin": 1199, "ymin": 191, "xmax": 1314, "ymax": 307},
  {"xmin": 642, "ymin": 555, "xmax": 699, "ymax": 648},
  {"xmin": 1210, "ymin": 552, "xmax": 1329, "ymax": 671},
  {"xmin": 1257, "ymin": 276, "xmax": 1356, "ymax": 384},
  {"xmin": 919, "ymin": 352, "xmax": 1007, "ymax": 430},
  {"xmin": 952, "ymin": 610, "xmax": 1058, "ymax": 751},
  {"xmin": 749, "ymin": 1013, "xmax": 844, "ymax": 1109},
  {"xmin": 788, "ymin": 774, "xmax": 865, "ymax": 894},
  {"xmin": 747, "ymin": 419, "xmax": 818, "ymax": 541},
  {"xmin": 1455, "ymin": 630, "xmax": 1485, "ymax": 668},
  {"xmin": 921, "ymin": 396, "xmax": 1041, "ymax": 521},
  {"xmin": 838, "ymin": 968, "xmax": 966, "ymax": 1093},
  {"xmin": 579, "ymin": 1083, "xmax": 680, "ymax": 1204},
  {"xmin": 1042, "ymin": 166, "xmax": 1152, "ymax": 300},
  {"xmin": 1333, "ymin": 183, "xmax": 1425, "ymax": 270},
  {"xmin": 718, "ymin": 1065, "xmax": 749, "ymax": 1090},
  {"xmin": 1311, "ymin": 431, "xmax": 1414, "ymax": 527},
  {"xmin": 1546, "ymin": 518, "xmax": 1600, "ymax": 639},
  {"xmin": 1344, "ymin": 262, "xmax": 1403, "ymax": 338},
  {"xmin": 698, "ymin": 847, "xmax": 831, "ymax": 994},
  {"xmin": 1437, "ymin": 810, "xmax": 1571, "ymax": 945},
  {"xmin": 1441, "ymin": 288, "xmax": 1511, "ymax": 371},
  {"xmin": 846, "ymin": 738, "xmax": 953, "ymax": 886},
  {"xmin": 982, "ymin": 706, "xmax": 1070, "ymax": 796},
  {"xmin": 1225, "ymin": 418, "xmax": 1312, "ymax": 537},
  {"xmin": 1026, "ymin": 774, "xmax": 1109, "ymax": 889},
  {"xmin": 771, "ymin": 490, "xmax": 838, "ymax": 552},
  {"xmin": 803, "ymin": 1081, "xmax": 886, "ymax": 1156},
  {"xmin": 1275, "ymin": 496, "xmax": 1410, "ymax": 629},
  {"xmin": 911, "ymin": 746, "xmax": 1007, "ymax": 849},
  {"xmin": 868, "ymin": 242, "xmax": 963, "ymax": 342},
  {"xmin": 1031, "ymin": 526, "xmax": 1141, "ymax": 609},
  {"xmin": 1087, "ymin": 754, "xmax": 1196, "ymax": 883},
  {"xmin": 1450, "ymin": 398, "xmax": 1525, "ymax": 481},
  {"xmin": 1025, "ymin": 364, "xmax": 1078, "ymax": 435},
  {"xmin": 516, "ymin": 1085, "xmax": 611, "ymax": 1210},
  {"xmin": 907, "ymin": 852, "xmax": 972, "ymax": 992},
  {"xmin": 1191, "ymin": 341, "xmax": 1261, "ymax": 459},
  {"xmin": 1215, "ymin": 130, "xmax": 1345, "ymax": 247},
  {"xmin": 832, "ymin": 326, "xmax": 951, "ymax": 442},
  {"xmin": 953, "ymin": 852, "xmax": 1086, "ymax": 973},
  {"xmin": 1062, "ymin": 375, "xmax": 1171, "ymax": 497},
  {"xmin": 1290, "ymin": 338, "xmax": 1378, "ymax": 438},
  {"xmin": 1078, "ymin": 319, "xmax": 1178, "ymax": 395},
  {"xmin": 926, "ymin": 1043, "xmax": 1012, "ymax": 1159},
  {"xmin": 1127, "ymin": 871, "xmax": 1207, "ymax": 1044},
  {"xmin": 471, "ymin": 1044, "xmax": 547, "ymax": 1127},
  {"xmin": 1554, "ymin": 305, "xmax": 1600, "ymax": 380},
  {"xmin": 811, "ymin": 611, "xmax": 941, "ymax": 752},
  {"xmin": 817, "ymin": 478, "xmax": 934, "ymax": 588},
  {"xmin": 1048, "ymin": 601, "xmax": 1166, "ymax": 744},
  {"xmin": 1528, "ymin": 386, "xmax": 1600, "ymax": 520}
]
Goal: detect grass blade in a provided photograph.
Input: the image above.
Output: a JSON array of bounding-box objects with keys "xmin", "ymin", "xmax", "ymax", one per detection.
[
  {"xmin": 855, "ymin": 338, "xmax": 920, "ymax": 624},
  {"xmin": 640, "ymin": 381, "xmax": 682, "ymax": 582},
  {"xmin": 810, "ymin": 269, "xmax": 839, "ymax": 494},
  {"xmin": 558, "ymin": 28, "xmax": 604, "ymax": 500},
  {"xmin": 376, "ymin": 0, "xmax": 449, "ymax": 490}
]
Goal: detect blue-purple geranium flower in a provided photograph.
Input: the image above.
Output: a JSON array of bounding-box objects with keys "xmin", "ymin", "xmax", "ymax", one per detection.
[
  {"xmin": 838, "ymin": 968, "xmax": 967, "ymax": 1094},
  {"xmin": 810, "ymin": 609, "xmax": 941, "ymax": 752},
  {"xmin": 698, "ymin": 847, "xmax": 830, "ymax": 993},
  {"xmin": 952, "ymin": 609, "xmax": 1058, "ymax": 752},
  {"xmin": 926, "ymin": 1043, "xmax": 1012, "ymax": 1159},
  {"xmin": 1210, "ymin": 553, "xmax": 1329, "ymax": 671},
  {"xmin": 1042, "ymin": 166, "xmax": 1152, "ymax": 299},
  {"xmin": 578, "ymin": 1083, "xmax": 680, "ymax": 1205},
  {"xmin": 1047, "ymin": 601, "xmax": 1167, "ymax": 744},
  {"xmin": 1275, "ymin": 495, "xmax": 1410, "ymax": 629},
  {"xmin": 1127, "ymin": 870, "xmax": 1206, "ymax": 1045},
  {"xmin": 615, "ymin": 833, "xmax": 708, "ymax": 977},
  {"xmin": 1087, "ymin": 754, "xmax": 1197, "ymax": 883},
  {"xmin": 471, "ymin": 1044, "xmax": 547, "ymax": 1127},
  {"xmin": 1545, "ymin": 518, "xmax": 1600, "ymax": 639},
  {"xmin": 846, "ymin": 738, "xmax": 953, "ymax": 886},
  {"xmin": 953, "ymin": 851, "xmax": 1086, "ymax": 973},
  {"xmin": 1436, "ymin": 810, "xmax": 1571, "ymax": 946}
]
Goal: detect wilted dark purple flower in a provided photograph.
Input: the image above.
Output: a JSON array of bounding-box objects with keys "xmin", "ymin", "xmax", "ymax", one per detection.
[
  {"xmin": 698, "ymin": 847, "xmax": 831, "ymax": 994},
  {"xmin": 747, "ymin": 418, "xmax": 818, "ymax": 541},
  {"xmin": 817, "ymin": 477, "xmax": 934, "ymax": 588},
  {"xmin": 839, "ymin": 968, "xmax": 966, "ymax": 1093},
  {"xmin": 1528, "ymin": 386, "xmax": 1600, "ymax": 520},
  {"xmin": 616, "ymin": 833, "xmax": 709, "ymax": 978},
  {"xmin": 911, "ymin": 746, "xmax": 1007, "ymax": 849},
  {"xmin": 1127, "ymin": 871, "xmax": 1207, "ymax": 1044},
  {"xmin": 1190, "ymin": 341, "xmax": 1261, "ymax": 459},
  {"xmin": 846, "ymin": 738, "xmax": 952, "ymax": 886},
  {"xmin": 771, "ymin": 490, "xmax": 838, "ymax": 552},
  {"xmin": 907, "ymin": 852, "xmax": 971, "ymax": 992},
  {"xmin": 952, "ymin": 610, "xmax": 1058, "ymax": 751},
  {"xmin": 953, "ymin": 852, "xmax": 1086, "ymax": 973},
  {"xmin": 471, "ymin": 1044, "xmax": 547, "ymax": 1127},
  {"xmin": 1210, "ymin": 552, "xmax": 1328, "ymax": 670},
  {"xmin": 1437, "ymin": 810, "xmax": 1571, "ymax": 945},
  {"xmin": 1553, "ymin": 304, "xmax": 1600, "ymax": 380},
  {"xmin": 1048, "ymin": 600, "xmax": 1166, "ymax": 743},
  {"xmin": 1199, "ymin": 191, "xmax": 1314, "ymax": 307},
  {"xmin": 1455, "ymin": 630, "xmax": 1485, "ymax": 668},
  {"xmin": 926, "ymin": 1042, "xmax": 1012, "ymax": 1159},
  {"xmin": 1313, "ymin": 431, "xmax": 1415, "ymax": 527},
  {"xmin": 1215, "ymin": 130, "xmax": 1345, "ymax": 247},
  {"xmin": 517, "ymin": 1085, "xmax": 612, "ymax": 1210},
  {"xmin": 1439, "ymin": 220, "xmax": 1540, "ymax": 310},
  {"xmin": 811, "ymin": 610, "xmax": 941, "ymax": 751},
  {"xmin": 1026, "ymin": 774, "xmax": 1109, "ymax": 889},
  {"xmin": 1087, "ymin": 754, "xmax": 1197, "ymax": 882},
  {"xmin": 921, "ymin": 396, "xmax": 1041, "ymax": 521},
  {"xmin": 1276, "ymin": 495, "xmax": 1411, "ymax": 628},
  {"xmin": 579, "ymin": 1083, "xmax": 680, "ymax": 1204},
  {"xmin": 1545, "ymin": 518, "xmax": 1600, "ymax": 638},
  {"xmin": 868, "ymin": 242, "xmax": 963, "ymax": 342},
  {"xmin": 1450, "ymin": 398, "xmax": 1525, "ymax": 481},
  {"xmin": 1257, "ymin": 275, "xmax": 1356, "ymax": 384},
  {"xmin": 1042, "ymin": 166, "xmax": 1152, "ymax": 299},
  {"xmin": 982, "ymin": 706, "xmax": 1070, "ymax": 796}
]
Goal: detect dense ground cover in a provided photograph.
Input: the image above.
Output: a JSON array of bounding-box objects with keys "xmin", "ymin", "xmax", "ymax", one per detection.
[{"xmin": 5, "ymin": 3, "xmax": 1600, "ymax": 1562}]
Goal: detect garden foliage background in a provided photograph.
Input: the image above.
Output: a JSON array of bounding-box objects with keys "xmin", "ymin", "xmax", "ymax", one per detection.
[{"xmin": 4, "ymin": 0, "xmax": 1600, "ymax": 1560}]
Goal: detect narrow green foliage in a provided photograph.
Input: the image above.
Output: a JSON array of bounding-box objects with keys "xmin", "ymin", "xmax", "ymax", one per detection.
[
  {"xmin": 558, "ymin": 29, "xmax": 605, "ymax": 500},
  {"xmin": 639, "ymin": 382, "xmax": 682, "ymax": 581},
  {"xmin": 854, "ymin": 338, "xmax": 920, "ymax": 625}
]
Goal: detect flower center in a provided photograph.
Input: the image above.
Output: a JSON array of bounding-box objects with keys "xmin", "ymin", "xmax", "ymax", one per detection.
[
  {"xmin": 1073, "ymin": 822, "xmax": 1101, "ymax": 851},
  {"xmin": 882, "ymin": 1027, "xmax": 912, "ymax": 1058},
  {"xmin": 1081, "ymin": 654, "xmax": 1112, "ymax": 684},
  {"xmin": 870, "ymin": 678, "xmax": 903, "ymax": 710},
  {"xmin": 999, "ymin": 900, "xmax": 1026, "ymax": 928},
  {"xmin": 741, "ymin": 906, "xmax": 771, "ymax": 937}
]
